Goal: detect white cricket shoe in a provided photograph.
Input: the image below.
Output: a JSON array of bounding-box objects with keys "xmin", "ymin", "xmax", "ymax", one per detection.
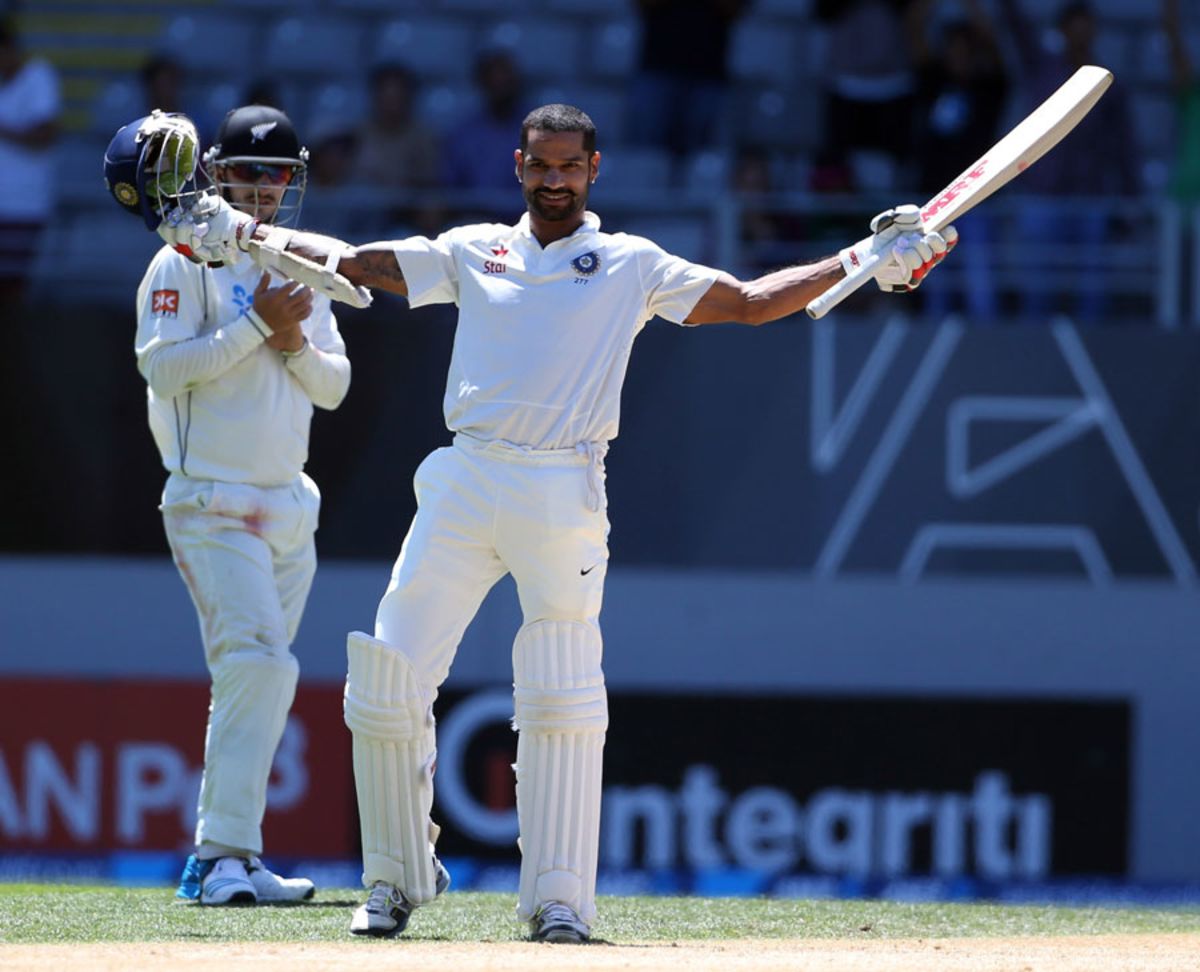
[
  {"xmin": 199, "ymin": 856, "xmax": 257, "ymax": 905},
  {"xmin": 348, "ymin": 856, "xmax": 451, "ymax": 937},
  {"xmin": 530, "ymin": 901, "xmax": 590, "ymax": 944},
  {"xmin": 350, "ymin": 881, "xmax": 415, "ymax": 937},
  {"xmin": 246, "ymin": 856, "xmax": 315, "ymax": 902}
]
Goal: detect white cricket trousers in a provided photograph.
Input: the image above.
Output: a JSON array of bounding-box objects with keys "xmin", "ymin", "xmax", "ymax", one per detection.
[
  {"xmin": 161, "ymin": 471, "xmax": 321, "ymax": 855},
  {"xmin": 375, "ymin": 434, "xmax": 610, "ymax": 688},
  {"xmin": 368, "ymin": 434, "xmax": 611, "ymax": 919}
]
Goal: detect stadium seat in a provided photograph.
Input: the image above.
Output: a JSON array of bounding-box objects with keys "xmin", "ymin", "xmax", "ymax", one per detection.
[
  {"xmin": 684, "ymin": 149, "xmax": 732, "ymax": 196},
  {"xmin": 262, "ymin": 16, "xmax": 365, "ymax": 78},
  {"xmin": 227, "ymin": 0, "xmax": 319, "ymax": 7},
  {"xmin": 329, "ymin": 0, "xmax": 425, "ymax": 10},
  {"xmin": 1137, "ymin": 29, "xmax": 1177, "ymax": 86},
  {"xmin": 731, "ymin": 86, "xmax": 822, "ymax": 153},
  {"xmin": 160, "ymin": 15, "xmax": 254, "ymax": 78},
  {"xmin": 31, "ymin": 213, "xmax": 161, "ymax": 304},
  {"xmin": 615, "ymin": 217, "xmax": 709, "ymax": 264},
  {"xmin": 750, "ymin": 0, "xmax": 811, "ymax": 17},
  {"xmin": 589, "ymin": 19, "xmax": 642, "ymax": 79},
  {"xmin": 90, "ymin": 79, "xmax": 141, "ymax": 138},
  {"xmin": 545, "ymin": 0, "xmax": 633, "ymax": 13},
  {"xmin": 1130, "ymin": 91, "xmax": 1177, "ymax": 161},
  {"xmin": 595, "ymin": 146, "xmax": 672, "ymax": 193},
  {"xmin": 416, "ymin": 82, "xmax": 481, "ymax": 133},
  {"xmin": 1091, "ymin": 26, "xmax": 1131, "ymax": 81},
  {"xmin": 56, "ymin": 134, "xmax": 114, "ymax": 206},
  {"xmin": 306, "ymin": 81, "xmax": 370, "ymax": 132},
  {"xmin": 480, "ymin": 20, "xmax": 584, "ymax": 82},
  {"xmin": 371, "ymin": 17, "xmax": 477, "ymax": 80},
  {"xmin": 1088, "ymin": 0, "xmax": 1158, "ymax": 23},
  {"xmin": 727, "ymin": 17, "xmax": 797, "ymax": 86},
  {"xmin": 441, "ymin": 0, "xmax": 534, "ymax": 11},
  {"xmin": 532, "ymin": 83, "xmax": 626, "ymax": 144}
]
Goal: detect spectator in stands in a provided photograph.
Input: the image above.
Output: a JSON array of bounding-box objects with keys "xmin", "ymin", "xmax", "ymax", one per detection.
[
  {"xmin": 140, "ymin": 52, "xmax": 216, "ymax": 149},
  {"xmin": 353, "ymin": 62, "xmax": 439, "ymax": 192},
  {"xmin": 1162, "ymin": 0, "xmax": 1200, "ymax": 321},
  {"xmin": 1164, "ymin": 0, "xmax": 1200, "ymax": 206},
  {"xmin": 309, "ymin": 116, "xmax": 360, "ymax": 191},
  {"xmin": 242, "ymin": 77, "xmax": 284, "ymax": 111},
  {"xmin": 444, "ymin": 46, "xmax": 530, "ymax": 220},
  {"xmin": 815, "ymin": 0, "xmax": 917, "ymax": 192},
  {"xmin": 731, "ymin": 147, "xmax": 806, "ymax": 274},
  {"xmin": 628, "ymin": 0, "xmax": 747, "ymax": 159},
  {"xmin": 0, "ymin": 16, "xmax": 60, "ymax": 306},
  {"xmin": 352, "ymin": 62, "xmax": 444, "ymax": 235},
  {"xmin": 998, "ymin": 0, "xmax": 1140, "ymax": 323},
  {"xmin": 907, "ymin": 0, "xmax": 1008, "ymax": 320}
]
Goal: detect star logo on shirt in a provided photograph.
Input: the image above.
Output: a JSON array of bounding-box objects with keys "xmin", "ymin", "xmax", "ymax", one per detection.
[
  {"xmin": 491, "ymin": 245, "xmax": 509, "ymax": 257},
  {"xmin": 152, "ymin": 289, "xmax": 180, "ymax": 317}
]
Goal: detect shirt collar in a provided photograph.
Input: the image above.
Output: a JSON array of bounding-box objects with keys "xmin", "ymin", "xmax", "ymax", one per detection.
[{"xmin": 515, "ymin": 210, "xmax": 601, "ymax": 245}]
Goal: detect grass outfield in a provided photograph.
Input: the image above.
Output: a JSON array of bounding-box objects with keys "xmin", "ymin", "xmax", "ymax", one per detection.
[{"xmin": 3, "ymin": 884, "xmax": 1200, "ymax": 943}]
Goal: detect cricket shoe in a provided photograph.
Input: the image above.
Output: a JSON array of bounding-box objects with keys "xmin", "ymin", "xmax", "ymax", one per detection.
[
  {"xmin": 530, "ymin": 901, "xmax": 590, "ymax": 944},
  {"xmin": 199, "ymin": 856, "xmax": 257, "ymax": 905},
  {"xmin": 246, "ymin": 856, "xmax": 315, "ymax": 902},
  {"xmin": 349, "ymin": 857, "xmax": 451, "ymax": 937}
]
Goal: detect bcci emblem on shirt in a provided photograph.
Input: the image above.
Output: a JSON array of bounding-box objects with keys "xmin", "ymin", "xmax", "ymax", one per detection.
[{"xmin": 571, "ymin": 252, "xmax": 601, "ymax": 276}]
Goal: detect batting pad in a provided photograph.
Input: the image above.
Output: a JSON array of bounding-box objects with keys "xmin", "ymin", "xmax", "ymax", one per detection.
[
  {"xmin": 343, "ymin": 631, "xmax": 439, "ymax": 901},
  {"xmin": 512, "ymin": 620, "xmax": 608, "ymax": 925},
  {"xmin": 196, "ymin": 650, "xmax": 299, "ymax": 854}
]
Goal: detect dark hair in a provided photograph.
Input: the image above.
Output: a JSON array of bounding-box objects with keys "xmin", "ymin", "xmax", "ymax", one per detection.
[
  {"xmin": 1056, "ymin": 0, "xmax": 1092, "ymax": 26},
  {"xmin": 368, "ymin": 60, "xmax": 417, "ymax": 90},
  {"xmin": 140, "ymin": 53, "xmax": 181, "ymax": 87},
  {"xmin": 520, "ymin": 103, "xmax": 596, "ymax": 154}
]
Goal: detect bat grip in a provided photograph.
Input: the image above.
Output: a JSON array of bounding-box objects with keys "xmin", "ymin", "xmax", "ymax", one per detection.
[{"xmin": 805, "ymin": 251, "xmax": 884, "ymax": 319}]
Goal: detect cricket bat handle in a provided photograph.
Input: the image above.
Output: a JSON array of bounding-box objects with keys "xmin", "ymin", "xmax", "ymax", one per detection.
[{"xmin": 805, "ymin": 252, "xmax": 884, "ymax": 320}]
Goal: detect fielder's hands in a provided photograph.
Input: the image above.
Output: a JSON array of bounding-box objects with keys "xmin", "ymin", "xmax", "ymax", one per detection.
[
  {"xmin": 251, "ymin": 273, "xmax": 313, "ymax": 354},
  {"xmin": 157, "ymin": 192, "xmax": 254, "ymax": 265},
  {"xmin": 839, "ymin": 204, "xmax": 958, "ymax": 293}
]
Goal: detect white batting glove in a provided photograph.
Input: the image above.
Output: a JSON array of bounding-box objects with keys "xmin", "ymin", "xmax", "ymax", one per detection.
[
  {"xmin": 157, "ymin": 192, "xmax": 253, "ymax": 265},
  {"xmin": 840, "ymin": 205, "xmax": 958, "ymax": 293}
]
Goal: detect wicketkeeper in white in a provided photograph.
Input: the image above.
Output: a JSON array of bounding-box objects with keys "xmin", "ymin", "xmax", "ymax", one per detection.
[
  {"xmin": 104, "ymin": 106, "xmax": 350, "ymax": 905},
  {"xmin": 156, "ymin": 103, "xmax": 956, "ymax": 940}
]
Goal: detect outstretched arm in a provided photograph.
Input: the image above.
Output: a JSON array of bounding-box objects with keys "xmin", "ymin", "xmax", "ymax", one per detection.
[
  {"xmin": 685, "ymin": 259, "xmax": 843, "ymax": 326},
  {"xmin": 687, "ymin": 206, "xmax": 957, "ymax": 325},
  {"xmin": 284, "ymin": 237, "xmax": 409, "ymax": 297}
]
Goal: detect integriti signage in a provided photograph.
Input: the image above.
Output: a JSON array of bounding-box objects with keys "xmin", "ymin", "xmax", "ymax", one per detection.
[{"xmin": 432, "ymin": 689, "xmax": 1130, "ymax": 881}]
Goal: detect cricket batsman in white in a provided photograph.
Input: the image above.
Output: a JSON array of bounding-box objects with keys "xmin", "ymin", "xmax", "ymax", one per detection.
[
  {"xmin": 148, "ymin": 103, "xmax": 955, "ymax": 939},
  {"xmin": 104, "ymin": 106, "xmax": 350, "ymax": 905}
]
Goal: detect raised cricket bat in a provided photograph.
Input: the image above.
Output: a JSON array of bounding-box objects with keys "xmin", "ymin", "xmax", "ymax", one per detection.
[{"xmin": 805, "ymin": 64, "xmax": 1114, "ymax": 320}]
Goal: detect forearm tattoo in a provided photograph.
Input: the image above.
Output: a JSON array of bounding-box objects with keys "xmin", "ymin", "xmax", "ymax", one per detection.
[{"xmin": 353, "ymin": 247, "xmax": 407, "ymax": 291}]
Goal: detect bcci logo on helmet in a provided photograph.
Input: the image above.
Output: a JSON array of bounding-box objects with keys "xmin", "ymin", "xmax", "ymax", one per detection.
[
  {"xmin": 571, "ymin": 252, "xmax": 600, "ymax": 276},
  {"xmin": 112, "ymin": 182, "xmax": 139, "ymax": 207}
]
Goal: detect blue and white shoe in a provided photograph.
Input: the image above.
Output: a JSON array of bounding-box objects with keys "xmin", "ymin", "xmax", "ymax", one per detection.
[
  {"xmin": 199, "ymin": 857, "xmax": 257, "ymax": 905},
  {"xmin": 246, "ymin": 856, "xmax": 315, "ymax": 902},
  {"xmin": 175, "ymin": 854, "xmax": 208, "ymax": 901}
]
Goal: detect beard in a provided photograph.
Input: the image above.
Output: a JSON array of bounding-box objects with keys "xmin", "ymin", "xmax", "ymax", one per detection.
[{"xmin": 524, "ymin": 185, "xmax": 587, "ymax": 221}]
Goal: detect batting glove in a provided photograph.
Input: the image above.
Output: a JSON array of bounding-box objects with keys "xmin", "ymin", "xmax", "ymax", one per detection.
[
  {"xmin": 156, "ymin": 192, "xmax": 252, "ymax": 265},
  {"xmin": 840, "ymin": 205, "xmax": 959, "ymax": 293}
]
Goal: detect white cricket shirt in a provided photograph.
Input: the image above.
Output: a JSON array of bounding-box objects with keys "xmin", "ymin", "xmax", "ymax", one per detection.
[
  {"xmin": 134, "ymin": 247, "xmax": 349, "ymax": 485},
  {"xmin": 394, "ymin": 211, "xmax": 719, "ymax": 449}
]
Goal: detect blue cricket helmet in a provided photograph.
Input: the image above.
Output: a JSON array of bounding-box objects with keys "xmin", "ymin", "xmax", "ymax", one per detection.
[{"xmin": 103, "ymin": 110, "xmax": 200, "ymax": 229}]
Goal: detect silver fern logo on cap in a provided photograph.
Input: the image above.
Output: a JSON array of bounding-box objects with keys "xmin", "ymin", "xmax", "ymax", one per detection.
[{"xmin": 250, "ymin": 121, "xmax": 278, "ymax": 143}]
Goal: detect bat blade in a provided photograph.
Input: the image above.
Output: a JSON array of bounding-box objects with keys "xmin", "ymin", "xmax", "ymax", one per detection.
[{"xmin": 805, "ymin": 64, "xmax": 1114, "ymax": 320}]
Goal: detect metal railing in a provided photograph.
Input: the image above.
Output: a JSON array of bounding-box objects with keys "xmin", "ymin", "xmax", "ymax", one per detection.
[{"xmin": 31, "ymin": 184, "xmax": 1187, "ymax": 326}]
